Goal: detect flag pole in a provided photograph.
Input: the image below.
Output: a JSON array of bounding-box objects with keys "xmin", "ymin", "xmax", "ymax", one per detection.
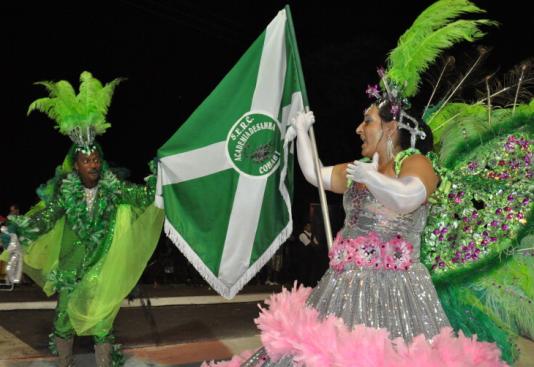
[{"xmin": 285, "ymin": 5, "xmax": 333, "ymax": 250}]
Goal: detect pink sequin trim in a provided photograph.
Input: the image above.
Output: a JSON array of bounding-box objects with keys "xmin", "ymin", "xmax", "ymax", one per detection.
[{"xmin": 329, "ymin": 232, "xmax": 413, "ymax": 271}]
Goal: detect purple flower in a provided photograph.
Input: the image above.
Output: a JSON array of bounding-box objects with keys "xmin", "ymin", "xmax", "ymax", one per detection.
[
  {"xmin": 440, "ymin": 227, "xmax": 448, "ymax": 234},
  {"xmin": 471, "ymin": 211, "xmax": 479, "ymax": 218},
  {"xmin": 517, "ymin": 212, "xmax": 524, "ymax": 219},
  {"xmin": 502, "ymin": 224, "xmax": 509, "ymax": 231},
  {"xmin": 495, "ymin": 208, "xmax": 503, "ymax": 215},
  {"xmin": 482, "ymin": 231, "xmax": 489, "ymax": 237},
  {"xmin": 433, "ymin": 229, "xmax": 440, "ymax": 235},
  {"xmin": 390, "ymin": 104, "xmax": 400, "ymax": 117},
  {"xmin": 462, "ymin": 216, "xmax": 470, "ymax": 223},
  {"xmin": 525, "ymin": 153, "xmax": 532, "ymax": 166},
  {"xmin": 438, "ymin": 235, "xmax": 444, "ymax": 241},
  {"xmin": 507, "ymin": 194, "xmax": 515, "ymax": 202},
  {"xmin": 490, "ymin": 236, "xmax": 498, "ymax": 242},
  {"xmin": 522, "ymin": 198, "xmax": 530, "ymax": 205},
  {"xmin": 504, "ymin": 206, "xmax": 512, "ymax": 212},
  {"xmin": 500, "ymin": 172, "xmax": 510, "ymax": 179},
  {"xmin": 377, "ymin": 66, "xmax": 386, "ymax": 78},
  {"xmin": 504, "ymin": 143, "xmax": 515, "ymax": 152},
  {"xmin": 365, "ymin": 84, "xmax": 381, "ymax": 99},
  {"xmin": 481, "ymin": 239, "xmax": 489, "ymax": 246},
  {"xmin": 506, "ymin": 213, "xmax": 514, "ymax": 220},
  {"xmin": 467, "ymin": 162, "xmax": 478, "ymax": 170},
  {"xmin": 490, "ymin": 220, "xmax": 500, "ymax": 227},
  {"xmin": 454, "ymin": 197, "xmax": 462, "ymax": 204}
]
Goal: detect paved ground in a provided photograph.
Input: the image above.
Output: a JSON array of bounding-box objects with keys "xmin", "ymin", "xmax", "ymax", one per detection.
[
  {"xmin": 1, "ymin": 283, "xmax": 533, "ymax": 366},
  {"xmin": 0, "ymin": 283, "xmax": 276, "ymax": 366}
]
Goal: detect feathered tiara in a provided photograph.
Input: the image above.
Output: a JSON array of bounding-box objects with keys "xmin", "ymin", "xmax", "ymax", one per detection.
[
  {"xmin": 365, "ymin": 0, "xmax": 496, "ymax": 148},
  {"xmin": 27, "ymin": 71, "xmax": 124, "ymax": 155}
]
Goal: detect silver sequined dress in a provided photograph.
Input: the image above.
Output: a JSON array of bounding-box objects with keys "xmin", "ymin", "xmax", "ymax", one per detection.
[{"xmin": 244, "ymin": 184, "xmax": 450, "ymax": 366}]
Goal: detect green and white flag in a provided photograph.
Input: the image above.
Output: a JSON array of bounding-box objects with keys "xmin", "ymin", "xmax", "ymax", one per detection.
[{"xmin": 156, "ymin": 7, "xmax": 309, "ymax": 299}]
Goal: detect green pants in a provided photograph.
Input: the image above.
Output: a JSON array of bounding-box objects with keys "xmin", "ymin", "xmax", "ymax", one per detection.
[{"xmin": 54, "ymin": 288, "xmax": 111, "ymax": 343}]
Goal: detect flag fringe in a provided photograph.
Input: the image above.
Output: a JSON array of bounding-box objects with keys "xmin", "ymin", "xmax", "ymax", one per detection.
[{"xmin": 164, "ymin": 218, "xmax": 293, "ymax": 300}]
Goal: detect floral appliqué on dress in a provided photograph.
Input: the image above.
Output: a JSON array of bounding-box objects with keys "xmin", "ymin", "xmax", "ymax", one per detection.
[{"xmin": 329, "ymin": 232, "xmax": 413, "ymax": 271}]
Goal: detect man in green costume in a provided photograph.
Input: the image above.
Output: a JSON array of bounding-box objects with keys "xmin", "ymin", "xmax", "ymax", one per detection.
[{"xmin": 2, "ymin": 71, "xmax": 164, "ymax": 367}]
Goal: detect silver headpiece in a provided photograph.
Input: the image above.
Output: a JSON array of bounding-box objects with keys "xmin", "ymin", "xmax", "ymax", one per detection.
[
  {"xmin": 68, "ymin": 126, "xmax": 98, "ymax": 155},
  {"xmin": 367, "ymin": 68, "xmax": 427, "ymax": 148}
]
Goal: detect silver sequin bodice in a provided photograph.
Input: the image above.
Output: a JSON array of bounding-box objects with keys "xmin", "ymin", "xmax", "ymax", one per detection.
[{"xmin": 341, "ymin": 183, "xmax": 429, "ymax": 262}]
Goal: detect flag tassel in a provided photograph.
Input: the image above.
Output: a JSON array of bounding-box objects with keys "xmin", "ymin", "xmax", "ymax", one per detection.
[{"xmin": 164, "ymin": 219, "xmax": 292, "ymax": 300}]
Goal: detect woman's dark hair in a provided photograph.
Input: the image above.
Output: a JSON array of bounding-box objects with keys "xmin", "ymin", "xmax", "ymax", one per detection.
[{"xmin": 377, "ymin": 101, "xmax": 434, "ymax": 154}]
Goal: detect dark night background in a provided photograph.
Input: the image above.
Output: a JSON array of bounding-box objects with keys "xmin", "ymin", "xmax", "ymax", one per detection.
[{"xmin": 1, "ymin": 1, "xmax": 533, "ymax": 231}]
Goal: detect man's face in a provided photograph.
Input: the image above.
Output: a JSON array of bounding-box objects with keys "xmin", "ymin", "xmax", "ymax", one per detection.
[{"xmin": 74, "ymin": 151, "xmax": 102, "ymax": 188}]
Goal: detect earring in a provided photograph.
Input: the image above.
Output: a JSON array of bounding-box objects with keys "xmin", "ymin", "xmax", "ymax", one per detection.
[{"xmin": 386, "ymin": 136, "xmax": 394, "ymax": 160}]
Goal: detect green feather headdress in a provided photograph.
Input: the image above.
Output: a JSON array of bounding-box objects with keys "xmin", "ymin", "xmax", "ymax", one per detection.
[
  {"xmin": 366, "ymin": 0, "xmax": 495, "ymax": 147},
  {"xmin": 28, "ymin": 71, "xmax": 124, "ymax": 154}
]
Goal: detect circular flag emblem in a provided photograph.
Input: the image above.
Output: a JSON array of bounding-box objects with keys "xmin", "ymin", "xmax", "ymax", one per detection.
[{"xmin": 226, "ymin": 112, "xmax": 282, "ymax": 178}]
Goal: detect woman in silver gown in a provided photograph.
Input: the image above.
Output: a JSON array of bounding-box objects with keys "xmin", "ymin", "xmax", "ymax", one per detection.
[{"xmin": 240, "ymin": 102, "xmax": 453, "ymax": 366}]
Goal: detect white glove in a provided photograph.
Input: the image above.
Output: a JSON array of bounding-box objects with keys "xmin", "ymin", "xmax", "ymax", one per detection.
[
  {"xmin": 346, "ymin": 153, "xmax": 427, "ymax": 214},
  {"xmin": 346, "ymin": 152, "xmax": 380, "ymax": 182},
  {"xmin": 293, "ymin": 110, "xmax": 315, "ymax": 132},
  {"xmin": 291, "ymin": 111, "xmax": 333, "ymax": 190},
  {"xmin": 285, "ymin": 110, "xmax": 315, "ymax": 142}
]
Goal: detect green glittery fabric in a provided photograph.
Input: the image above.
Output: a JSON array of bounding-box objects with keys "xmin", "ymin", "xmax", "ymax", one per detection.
[
  {"xmin": 10, "ymin": 165, "xmax": 163, "ymax": 340},
  {"xmin": 421, "ymin": 132, "xmax": 534, "ymax": 284}
]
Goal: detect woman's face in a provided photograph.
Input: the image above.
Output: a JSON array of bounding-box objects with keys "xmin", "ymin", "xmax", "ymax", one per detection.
[{"xmin": 355, "ymin": 104, "xmax": 385, "ymax": 158}]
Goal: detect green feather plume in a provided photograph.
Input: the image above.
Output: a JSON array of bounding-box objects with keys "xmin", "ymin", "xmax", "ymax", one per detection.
[
  {"xmin": 437, "ymin": 284, "xmax": 518, "ymax": 364},
  {"xmin": 387, "ymin": 0, "xmax": 495, "ymax": 98},
  {"xmin": 28, "ymin": 71, "xmax": 124, "ymax": 136}
]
